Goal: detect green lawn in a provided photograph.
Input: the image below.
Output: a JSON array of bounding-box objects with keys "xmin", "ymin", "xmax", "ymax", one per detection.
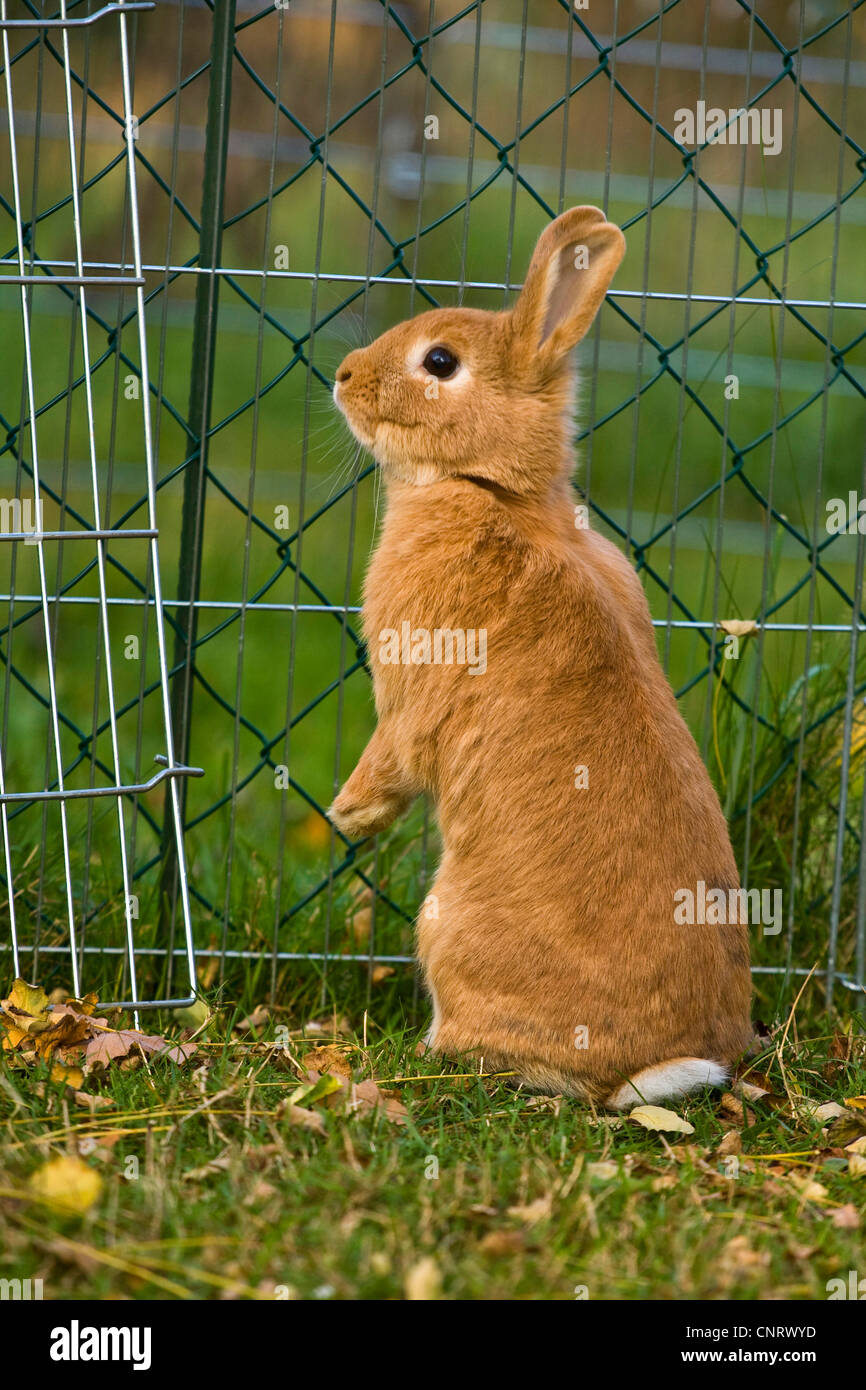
[{"xmin": 1, "ymin": 994, "xmax": 865, "ymax": 1301}]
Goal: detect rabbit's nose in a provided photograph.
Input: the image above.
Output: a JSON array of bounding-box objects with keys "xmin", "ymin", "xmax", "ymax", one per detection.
[{"xmin": 336, "ymin": 364, "xmax": 352, "ymax": 383}]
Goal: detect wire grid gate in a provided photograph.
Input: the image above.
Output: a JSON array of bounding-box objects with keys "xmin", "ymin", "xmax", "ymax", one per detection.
[
  {"xmin": 0, "ymin": 0, "xmax": 200, "ymax": 1010},
  {"xmin": 0, "ymin": 0, "xmax": 865, "ymax": 1013}
]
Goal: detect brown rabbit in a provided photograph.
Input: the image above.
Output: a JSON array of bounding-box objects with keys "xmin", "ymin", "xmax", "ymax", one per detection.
[{"xmin": 329, "ymin": 206, "xmax": 752, "ymax": 1108}]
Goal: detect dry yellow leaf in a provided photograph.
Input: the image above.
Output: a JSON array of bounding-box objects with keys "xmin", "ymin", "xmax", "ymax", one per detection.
[
  {"xmin": 587, "ymin": 1160, "xmax": 619, "ymax": 1181},
  {"xmin": 28, "ymin": 1155, "xmax": 102, "ymax": 1215},
  {"xmin": 66, "ymin": 992, "xmax": 99, "ymax": 1018},
  {"xmin": 629, "ymin": 1105, "xmax": 695, "ymax": 1135},
  {"xmin": 651, "ymin": 1174, "xmax": 678, "ymax": 1192},
  {"xmin": 3, "ymin": 978, "xmax": 50, "ymax": 1017},
  {"xmin": 404, "ymin": 1256, "xmax": 442, "ymax": 1301},
  {"xmin": 305, "ymin": 1045, "xmax": 353, "ymax": 1079},
  {"xmin": 1, "ymin": 1022, "xmax": 30, "ymax": 1049},
  {"xmin": 506, "ymin": 1197, "xmax": 551, "ymax": 1224},
  {"xmin": 716, "ymin": 1130, "xmax": 742, "ymax": 1157},
  {"xmin": 787, "ymin": 1174, "xmax": 830, "ymax": 1204},
  {"xmin": 1, "ymin": 979, "xmax": 53, "ymax": 1037},
  {"xmin": 49, "ymin": 1061, "xmax": 84, "ymax": 1089}
]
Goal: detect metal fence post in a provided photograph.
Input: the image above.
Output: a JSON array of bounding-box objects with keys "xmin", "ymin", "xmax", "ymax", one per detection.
[{"xmin": 159, "ymin": 0, "xmax": 237, "ymax": 948}]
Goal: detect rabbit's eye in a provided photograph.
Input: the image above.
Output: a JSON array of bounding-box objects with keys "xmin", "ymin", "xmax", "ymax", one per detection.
[{"xmin": 422, "ymin": 346, "xmax": 459, "ymax": 379}]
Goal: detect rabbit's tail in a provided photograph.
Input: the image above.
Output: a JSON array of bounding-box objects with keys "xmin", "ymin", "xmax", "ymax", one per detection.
[{"xmin": 605, "ymin": 1058, "xmax": 728, "ymax": 1111}]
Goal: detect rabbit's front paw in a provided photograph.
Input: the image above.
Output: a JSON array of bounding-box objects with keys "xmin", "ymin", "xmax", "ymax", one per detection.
[{"xmin": 327, "ymin": 789, "xmax": 398, "ymax": 841}]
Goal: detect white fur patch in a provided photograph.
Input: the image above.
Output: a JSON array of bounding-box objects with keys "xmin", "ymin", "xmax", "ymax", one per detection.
[
  {"xmin": 424, "ymin": 984, "xmax": 441, "ymax": 1049},
  {"xmin": 606, "ymin": 1058, "xmax": 728, "ymax": 1111}
]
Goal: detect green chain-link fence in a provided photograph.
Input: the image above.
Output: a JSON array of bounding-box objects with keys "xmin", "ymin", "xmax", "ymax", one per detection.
[{"xmin": 1, "ymin": 0, "xmax": 865, "ymax": 1011}]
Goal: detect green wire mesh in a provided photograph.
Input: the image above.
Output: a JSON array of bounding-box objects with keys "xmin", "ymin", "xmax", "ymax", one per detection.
[{"xmin": 1, "ymin": 0, "xmax": 865, "ymax": 1008}]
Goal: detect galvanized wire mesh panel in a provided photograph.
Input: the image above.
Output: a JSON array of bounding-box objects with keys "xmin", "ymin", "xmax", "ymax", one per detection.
[
  {"xmin": 1, "ymin": 0, "xmax": 864, "ymax": 1011},
  {"xmin": 0, "ymin": 0, "xmax": 199, "ymax": 1011}
]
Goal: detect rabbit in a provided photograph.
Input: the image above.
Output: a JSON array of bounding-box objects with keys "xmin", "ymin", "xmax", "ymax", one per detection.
[{"xmin": 328, "ymin": 206, "xmax": 753, "ymax": 1109}]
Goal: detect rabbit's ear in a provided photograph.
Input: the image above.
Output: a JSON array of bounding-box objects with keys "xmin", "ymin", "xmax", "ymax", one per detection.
[{"xmin": 510, "ymin": 206, "xmax": 625, "ymax": 374}]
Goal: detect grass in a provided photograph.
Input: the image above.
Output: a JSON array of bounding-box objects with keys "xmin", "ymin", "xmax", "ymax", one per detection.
[{"xmin": 1, "ymin": 989, "xmax": 865, "ymax": 1301}]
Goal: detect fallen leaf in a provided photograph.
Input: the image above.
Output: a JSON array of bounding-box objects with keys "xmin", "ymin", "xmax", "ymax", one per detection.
[
  {"xmin": 827, "ymin": 1111, "xmax": 866, "ymax": 1147},
  {"xmin": 717, "ymin": 1092, "xmax": 745, "ymax": 1125},
  {"xmin": 244, "ymin": 1179, "xmax": 277, "ymax": 1205},
  {"xmin": 651, "ymin": 1173, "xmax": 678, "ymax": 1192},
  {"xmin": 371, "ymin": 965, "xmax": 395, "ymax": 985},
  {"xmin": 85, "ymin": 1029, "xmax": 196, "ymax": 1070},
  {"xmin": 629, "ymin": 1105, "xmax": 694, "ymax": 1135},
  {"xmin": 2, "ymin": 978, "xmax": 50, "ymax": 1018},
  {"xmin": 304, "ymin": 1045, "xmax": 354, "ymax": 1080},
  {"xmin": 524, "ymin": 1095, "xmax": 564, "ymax": 1115},
  {"xmin": 0, "ymin": 979, "xmax": 53, "ymax": 1039},
  {"xmin": 71, "ymin": 1090, "xmax": 114, "ymax": 1112},
  {"xmin": 404, "ymin": 1256, "xmax": 441, "ymax": 1301},
  {"xmin": 830, "ymin": 1204, "xmax": 860, "ymax": 1229},
  {"xmin": 313, "ymin": 1069, "xmax": 407, "ymax": 1122},
  {"xmin": 288, "ymin": 1071, "xmax": 345, "ymax": 1108},
  {"xmin": 586, "ymin": 1161, "xmax": 619, "ymax": 1181},
  {"xmin": 0, "ymin": 1021, "xmax": 31, "ymax": 1049},
  {"xmin": 787, "ymin": 1174, "xmax": 830, "ymax": 1204},
  {"xmin": 845, "ymin": 1095, "xmax": 866, "ymax": 1110},
  {"xmin": 28, "ymin": 1155, "xmax": 102, "ymax": 1215},
  {"xmin": 172, "ymin": 998, "xmax": 211, "ymax": 1031},
  {"xmin": 49, "ymin": 1061, "xmax": 84, "ymax": 1090},
  {"xmin": 351, "ymin": 1078, "xmax": 408, "ymax": 1124},
  {"xmin": 235, "ymin": 1004, "xmax": 270, "ymax": 1035},
  {"xmin": 77, "ymin": 1131, "xmax": 123, "ymax": 1158},
  {"xmin": 66, "ymin": 993, "xmax": 99, "ymax": 1018},
  {"xmin": 787, "ymin": 1242, "xmax": 816, "ymax": 1261},
  {"xmin": 183, "ymin": 1153, "xmax": 233, "ymax": 1182},
  {"xmin": 282, "ymin": 1103, "xmax": 326, "ymax": 1135},
  {"xmin": 478, "ymin": 1230, "xmax": 525, "ymax": 1256},
  {"xmin": 804, "ymin": 1102, "xmax": 847, "ymax": 1123},
  {"xmin": 822, "ymin": 1033, "xmax": 852, "ymax": 1081},
  {"xmin": 735, "ymin": 1080, "xmax": 771, "ymax": 1103},
  {"xmin": 716, "ymin": 1130, "xmax": 742, "ymax": 1157},
  {"xmin": 34, "ymin": 1009, "xmax": 95, "ymax": 1058},
  {"xmin": 847, "ymin": 1153, "xmax": 866, "ymax": 1179},
  {"xmin": 303, "ymin": 1015, "xmax": 352, "ymax": 1039},
  {"xmin": 719, "ymin": 1235, "xmax": 770, "ymax": 1274},
  {"xmin": 506, "ymin": 1197, "xmax": 551, "ymax": 1224}
]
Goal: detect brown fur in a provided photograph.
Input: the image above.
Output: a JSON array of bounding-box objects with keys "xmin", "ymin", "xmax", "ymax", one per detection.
[{"xmin": 329, "ymin": 207, "xmax": 752, "ymax": 1105}]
